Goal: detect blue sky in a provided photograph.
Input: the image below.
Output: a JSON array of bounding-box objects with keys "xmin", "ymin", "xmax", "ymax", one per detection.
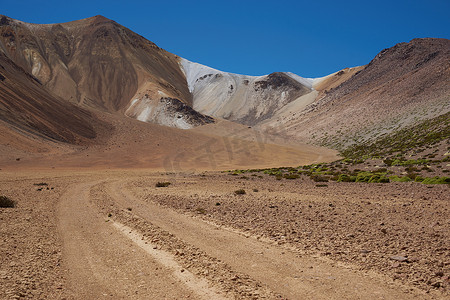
[{"xmin": 1, "ymin": 0, "xmax": 449, "ymax": 77}]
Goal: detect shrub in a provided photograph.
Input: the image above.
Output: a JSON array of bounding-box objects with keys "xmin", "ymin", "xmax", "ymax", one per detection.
[
  {"xmin": 156, "ymin": 182, "xmax": 171, "ymax": 187},
  {"xmin": 283, "ymin": 174, "xmax": 300, "ymax": 179},
  {"xmin": 234, "ymin": 189, "xmax": 246, "ymax": 195},
  {"xmin": 356, "ymin": 172, "xmax": 372, "ymax": 183},
  {"xmin": 414, "ymin": 176, "xmax": 425, "ymax": 182},
  {"xmin": 315, "ymin": 184, "xmax": 328, "ymax": 187},
  {"xmin": 383, "ymin": 158, "xmax": 393, "ymax": 166},
  {"xmin": 310, "ymin": 174, "xmax": 329, "ymax": 182},
  {"xmin": 368, "ymin": 175, "xmax": 390, "ymax": 183},
  {"xmin": 389, "ymin": 176, "xmax": 412, "ymax": 182},
  {"xmin": 421, "ymin": 176, "xmax": 450, "ymax": 185},
  {"xmin": 0, "ymin": 196, "xmax": 15, "ymax": 208},
  {"xmin": 337, "ymin": 174, "xmax": 356, "ymax": 182}
]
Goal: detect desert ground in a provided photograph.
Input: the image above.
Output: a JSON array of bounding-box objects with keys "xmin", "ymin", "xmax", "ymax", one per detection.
[{"xmin": 1, "ymin": 167, "xmax": 448, "ymax": 299}]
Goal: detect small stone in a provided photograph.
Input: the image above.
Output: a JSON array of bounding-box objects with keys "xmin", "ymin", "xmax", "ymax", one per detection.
[
  {"xmin": 381, "ymin": 228, "xmax": 387, "ymax": 234},
  {"xmin": 431, "ymin": 281, "xmax": 441, "ymax": 288},
  {"xmin": 390, "ymin": 255, "xmax": 408, "ymax": 262},
  {"xmin": 435, "ymin": 271, "xmax": 444, "ymax": 277}
]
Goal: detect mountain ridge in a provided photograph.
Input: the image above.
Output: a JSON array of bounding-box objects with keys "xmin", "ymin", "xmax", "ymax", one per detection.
[{"xmin": 0, "ymin": 15, "xmax": 448, "ymax": 170}]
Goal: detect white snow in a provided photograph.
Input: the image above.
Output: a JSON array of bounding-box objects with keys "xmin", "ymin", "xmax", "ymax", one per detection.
[
  {"xmin": 284, "ymin": 72, "xmax": 315, "ymax": 90},
  {"xmin": 180, "ymin": 58, "xmax": 224, "ymax": 92}
]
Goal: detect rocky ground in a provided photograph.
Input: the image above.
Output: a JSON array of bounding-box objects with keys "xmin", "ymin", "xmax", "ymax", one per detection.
[
  {"xmin": 129, "ymin": 171, "xmax": 450, "ymax": 296},
  {"xmin": 0, "ymin": 170, "xmax": 448, "ymax": 299},
  {"xmin": 0, "ymin": 174, "xmax": 70, "ymax": 299}
]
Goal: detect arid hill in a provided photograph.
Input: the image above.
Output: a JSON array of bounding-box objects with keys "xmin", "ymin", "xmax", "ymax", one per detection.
[
  {"xmin": 0, "ymin": 50, "xmax": 101, "ymax": 145},
  {"xmin": 259, "ymin": 38, "xmax": 450, "ymax": 150},
  {"xmin": 0, "ymin": 15, "xmax": 215, "ymax": 129}
]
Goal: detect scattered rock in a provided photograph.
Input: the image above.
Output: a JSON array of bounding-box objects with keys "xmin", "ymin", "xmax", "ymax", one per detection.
[{"xmin": 390, "ymin": 255, "xmax": 408, "ymax": 262}]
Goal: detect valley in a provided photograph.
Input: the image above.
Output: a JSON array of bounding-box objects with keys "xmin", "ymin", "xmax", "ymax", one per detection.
[{"xmin": 0, "ymin": 14, "xmax": 448, "ymax": 299}]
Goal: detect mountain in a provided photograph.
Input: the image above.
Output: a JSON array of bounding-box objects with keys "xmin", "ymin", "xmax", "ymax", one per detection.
[
  {"xmin": 258, "ymin": 38, "xmax": 450, "ymax": 150},
  {"xmin": 0, "ymin": 15, "xmax": 213, "ymax": 129},
  {"xmin": 0, "ymin": 15, "xmax": 340, "ymax": 169},
  {"xmin": 0, "ymin": 14, "xmax": 448, "ymax": 170},
  {"xmin": 180, "ymin": 58, "xmax": 313, "ymax": 125},
  {"xmin": 0, "ymin": 48, "xmax": 101, "ymax": 145},
  {"xmin": 0, "ymin": 15, "xmax": 319, "ymax": 130}
]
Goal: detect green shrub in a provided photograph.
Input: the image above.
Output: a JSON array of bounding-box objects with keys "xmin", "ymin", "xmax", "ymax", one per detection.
[
  {"xmin": 337, "ymin": 174, "xmax": 356, "ymax": 182},
  {"xmin": 356, "ymin": 172, "xmax": 372, "ymax": 183},
  {"xmin": 0, "ymin": 196, "xmax": 15, "ymax": 208},
  {"xmin": 389, "ymin": 176, "xmax": 412, "ymax": 182},
  {"xmin": 368, "ymin": 175, "xmax": 390, "ymax": 183},
  {"xmin": 421, "ymin": 176, "xmax": 450, "ymax": 185},
  {"xmin": 414, "ymin": 176, "xmax": 425, "ymax": 182}
]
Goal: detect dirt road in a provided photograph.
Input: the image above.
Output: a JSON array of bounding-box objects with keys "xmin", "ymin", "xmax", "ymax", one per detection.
[{"xmin": 52, "ymin": 174, "xmax": 438, "ymax": 299}]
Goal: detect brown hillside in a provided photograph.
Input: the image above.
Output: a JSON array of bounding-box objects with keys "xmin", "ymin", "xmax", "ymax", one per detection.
[
  {"xmin": 269, "ymin": 38, "xmax": 450, "ymax": 149},
  {"xmin": 0, "ymin": 15, "xmax": 191, "ymax": 113},
  {"xmin": 0, "ymin": 51, "xmax": 101, "ymax": 145}
]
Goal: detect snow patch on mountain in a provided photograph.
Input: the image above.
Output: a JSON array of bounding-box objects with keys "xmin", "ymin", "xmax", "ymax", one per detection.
[{"xmin": 179, "ymin": 58, "xmax": 315, "ymax": 125}]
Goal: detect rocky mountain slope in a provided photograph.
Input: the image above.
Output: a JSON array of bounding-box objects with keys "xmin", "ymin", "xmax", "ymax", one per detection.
[
  {"xmin": 0, "ymin": 15, "xmax": 213, "ymax": 129},
  {"xmin": 180, "ymin": 58, "xmax": 313, "ymax": 125},
  {"xmin": 0, "ymin": 50, "xmax": 100, "ymax": 145},
  {"xmin": 259, "ymin": 38, "xmax": 450, "ymax": 150}
]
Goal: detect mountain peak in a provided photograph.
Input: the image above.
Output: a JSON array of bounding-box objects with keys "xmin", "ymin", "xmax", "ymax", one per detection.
[{"xmin": 85, "ymin": 15, "xmax": 113, "ymax": 24}]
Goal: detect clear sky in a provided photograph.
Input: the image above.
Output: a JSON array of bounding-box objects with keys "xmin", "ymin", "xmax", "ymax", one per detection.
[{"xmin": 1, "ymin": 0, "xmax": 449, "ymax": 77}]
